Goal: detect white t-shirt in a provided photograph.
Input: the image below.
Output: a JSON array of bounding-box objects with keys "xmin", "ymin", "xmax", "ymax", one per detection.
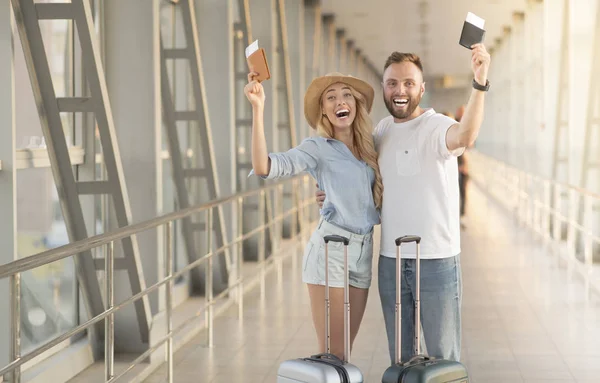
[{"xmin": 374, "ymin": 108, "xmax": 464, "ymax": 259}]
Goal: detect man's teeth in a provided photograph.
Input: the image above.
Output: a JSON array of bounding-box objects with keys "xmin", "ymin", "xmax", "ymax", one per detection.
[{"xmin": 393, "ymin": 99, "xmax": 408, "ymax": 106}]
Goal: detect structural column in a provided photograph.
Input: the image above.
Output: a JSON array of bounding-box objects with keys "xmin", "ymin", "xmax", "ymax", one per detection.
[
  {"xmin": 545, "ymin": 0, "xmax": 569, "ymax": 180},
  {"xmin": 249, "ymin": 0, "xmax": 276, "ymax": 151},
  {"xmin": 0, "ymin": 0, "xmax": 15, "ymax": 369},
  {"xmin": 286, "ymin": 0, "xmax": 305, "ymax": 145},
  {"xmin": 570, "ymin": 0, "xmax": 599, "ymax": 187},
  {"xmin": 233, "ymin": 0, "xmax": 277, "ymax": 261},
  {"xmin": 303, "ymin": 0, "xmax": 320, "ymax": 138},
  {"xmin": 195, "ymin": 0, "xmax": 235, "ymax": 265},
  {"xmin": 324, "ymin": 15, "xmax": 335, "ymax": 72},
  {"xmin": 335, "ymin": 29, "xmax": 344, "ymax": 72},
  {"xmin": 523, "ymin": 5, "xmax": 544, "ymax": 173},
  {"xmin": 104, "ymin": 0, "xmax": 161, "ymax": 352}
]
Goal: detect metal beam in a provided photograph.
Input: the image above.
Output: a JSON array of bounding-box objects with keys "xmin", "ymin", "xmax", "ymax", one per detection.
[
  {"xmin": 577, "ymin": 0, "xmax": 600, "ymax": 261},
  {"xmin": 0, "ymin": 0, "xmax": 15, "ymax": 371},
  {"xmin": 580, "ymin": 0, "xmax": 600, "ymax": 191},
  {"xmin": 233, "ymin": 0, "xmax": 276, "ymax": 262},
  {"xmin": 552, "ymin": 0, "xmax": 570, "ymax": 183},
  {"xmin": 11, "ymin": 0, "xmax": 152, "ymax": 346},
  {"xmin": 11, "ymin": 0, "xmax": 106, "ymax": 348},
  {"xmin": 71, "ymin": 0, "xmax": 152, "ymax": 341},
  {"xmin": 160, "ymin": 0, "xmax": 230, "ymax": 293},
  {"xmin": 550, "ymin": 0, "xmax": 570, "ymax": 240}
]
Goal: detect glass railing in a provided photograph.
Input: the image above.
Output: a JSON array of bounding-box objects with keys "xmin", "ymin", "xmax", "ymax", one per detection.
[{"xmin": 470, "ymin": 150, "xmax": 600, "ymax": 295}]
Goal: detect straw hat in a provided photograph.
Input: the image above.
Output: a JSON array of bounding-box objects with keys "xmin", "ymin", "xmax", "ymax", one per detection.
[{"xmin": 303, "ymin": 72, "xmax": 375, "ymax": 129}]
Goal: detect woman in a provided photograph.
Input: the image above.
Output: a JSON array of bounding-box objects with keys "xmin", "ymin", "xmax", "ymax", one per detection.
[{"xmin": 244, "ymin": 71, "xmax": 382, "ymax": 359}]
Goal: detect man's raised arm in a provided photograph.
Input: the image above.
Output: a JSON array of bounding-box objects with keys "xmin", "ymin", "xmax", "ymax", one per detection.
[{"xmin": 446, "ymin": 43, "xmax": 491, "ymax": 151}]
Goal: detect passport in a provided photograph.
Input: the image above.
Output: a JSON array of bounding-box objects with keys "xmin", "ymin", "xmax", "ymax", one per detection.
[
  {"xmin": 459, "ymin": 12, "xmax": 486, "ymax": 49},
  {"xmin": 245, "ymin": 39, "xmax": 271, "ymax": 82}
]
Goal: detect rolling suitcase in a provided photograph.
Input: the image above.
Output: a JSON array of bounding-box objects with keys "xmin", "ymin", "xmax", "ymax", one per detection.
[
  {"xmin": 277, "ymin": 234, "xmax": 364, "ymax": 382},
  {"xmin": 382, "ymin": 235, "xmax": 469, "ymax": 383}
]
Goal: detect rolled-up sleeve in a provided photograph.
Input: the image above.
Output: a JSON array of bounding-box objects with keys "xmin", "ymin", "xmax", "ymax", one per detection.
[
  {"xmin": 431, "ymin": 120, "xmax": 465, "ymax": 160},
  {"xmin": 249, "ymin": 138, "xmax": 320, "ymax": 179}
]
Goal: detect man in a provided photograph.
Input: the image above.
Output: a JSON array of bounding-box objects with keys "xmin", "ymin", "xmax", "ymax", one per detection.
[{"xmin": 317, "ymin": 44, "xmax": 490, "ymax": 363}]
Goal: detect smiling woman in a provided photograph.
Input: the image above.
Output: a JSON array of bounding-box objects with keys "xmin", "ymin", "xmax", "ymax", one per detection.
[{"xmin": 244, "ymin": 70, "xmax": 382, "ymax": 363}]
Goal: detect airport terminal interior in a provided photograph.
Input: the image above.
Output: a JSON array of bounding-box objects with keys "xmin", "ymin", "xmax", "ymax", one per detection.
[{"xmin": 0, "ymin": 0, "xmax": 599, "ymax": 382}]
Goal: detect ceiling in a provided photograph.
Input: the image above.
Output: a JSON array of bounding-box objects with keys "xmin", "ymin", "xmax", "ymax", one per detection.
[{"xmin": 320, "ymin": 0, "xmax": 527, "ymax": 80}]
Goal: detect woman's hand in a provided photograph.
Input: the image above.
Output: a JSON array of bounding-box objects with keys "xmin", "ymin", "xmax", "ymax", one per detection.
[{"xmin": 244, "ymin": 72, "xmax": 265, "ymax": 109}]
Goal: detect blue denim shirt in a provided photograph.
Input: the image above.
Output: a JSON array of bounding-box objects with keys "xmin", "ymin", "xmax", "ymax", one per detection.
[{"xmin": 250, "ymin": 137, "xmax": 380, "ymax": 234}]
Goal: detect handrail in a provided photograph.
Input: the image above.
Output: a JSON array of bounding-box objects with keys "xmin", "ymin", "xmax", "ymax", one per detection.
[
  {"xmin": 470, "ymin": 150, "xmax": 600, "ymax": 294},
  {"xmin": 480, "ymin": 151, "xmax": 600, "ymax": 200},
  {"xmin": 0, "ymin": 172, "xmax": 316, "ymax": 382},
  {"xmin": 0, "ymin": 175, "xmax": 300, "ymax": 279}
]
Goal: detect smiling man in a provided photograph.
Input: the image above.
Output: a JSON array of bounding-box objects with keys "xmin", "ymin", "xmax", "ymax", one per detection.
[
  {"xmin": 315, "ymin": 44, "xmax": 491, "ymax": 364},
  {"xmin": 375, "ymin": 45, "xmax": 490, "ymax": 364}
]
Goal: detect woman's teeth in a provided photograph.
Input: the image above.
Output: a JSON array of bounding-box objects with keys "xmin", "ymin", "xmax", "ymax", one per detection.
[{"xmin": 335, "ymin": 109, "xmax": 350, "ymax": 118}]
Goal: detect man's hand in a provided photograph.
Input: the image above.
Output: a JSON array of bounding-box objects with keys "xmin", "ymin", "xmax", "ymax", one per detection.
[
  {"xmin": 315, "ymin": 183, "xmax": 325, "ymax": 208},
  {"xmin": 470, "ymin": 43, "xmax": 491, "ymax": 86}
]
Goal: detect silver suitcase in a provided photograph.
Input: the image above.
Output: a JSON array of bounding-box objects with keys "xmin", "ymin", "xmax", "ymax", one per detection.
[{"xmin": 277, "ymin": 234, "xmax": 364, "ymax": 382}]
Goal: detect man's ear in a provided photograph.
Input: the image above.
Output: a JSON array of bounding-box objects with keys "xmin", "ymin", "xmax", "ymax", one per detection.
[{"xmin": 421, "ymin": 82, "xmax": 426, "ymax": 97}]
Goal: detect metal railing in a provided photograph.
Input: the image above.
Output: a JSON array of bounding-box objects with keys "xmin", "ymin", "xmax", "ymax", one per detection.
[
  {"xmin": 470, "ymin": 150, "xmax": 600, "ymax": 294},
  {"xmin": 0, "ymin": 174, "xmax": 316, "ymax": 383}
]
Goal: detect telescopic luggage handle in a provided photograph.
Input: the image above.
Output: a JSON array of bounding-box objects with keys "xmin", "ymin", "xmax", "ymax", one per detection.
[
  {"xmin": 395, "ymin": 235, "xmax": 421, "ymax": 245},
  {"xmin": 324, "ymin": 234, "xmax": 350, "ymax": 245},
  {"xmin": 394, "ymin": 235, "xmax": 422, "ymax": 365},
  {"xmin": 323, "ymin": 234, "xmax": 351, "ymax": 363}
]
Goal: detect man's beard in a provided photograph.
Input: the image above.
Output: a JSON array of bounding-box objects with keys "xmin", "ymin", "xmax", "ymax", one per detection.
[{"xmin": 384, "ymin": 93, "xmax": 421, "ymax": 120}]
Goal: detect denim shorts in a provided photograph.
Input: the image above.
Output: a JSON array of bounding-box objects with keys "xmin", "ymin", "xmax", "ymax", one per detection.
[{"xmin": 302, "ymin": 218, "xmax": 374, "ymax": 289}]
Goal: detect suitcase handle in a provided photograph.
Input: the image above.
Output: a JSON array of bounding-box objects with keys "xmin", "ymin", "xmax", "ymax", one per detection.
[
  {"xmin": 395, "ymin": 235, "xmax": 421, "ymax": 245},
  {"xmin": 405, "ymin": 354, "xmax": 434, "ymax": 366},
  {"xmin": 308, "ymin": 353, "xmax": 344, "ymax": 363},
  {"xmin": 394, "ymin": 235, "xmax": 422, "ymax": 365},
  {"xmin": 324, "ymin": 234, "xmax": 351, "ymax": 364},
  {"xmin": 324, "ymin": 234, "xmax": 350, "ymax": 245}
]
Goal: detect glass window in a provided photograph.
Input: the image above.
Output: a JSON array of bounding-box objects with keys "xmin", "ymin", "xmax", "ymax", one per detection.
[{"xmin": 14, "ymin": 0, "xmax": 104, "ymax": 357}]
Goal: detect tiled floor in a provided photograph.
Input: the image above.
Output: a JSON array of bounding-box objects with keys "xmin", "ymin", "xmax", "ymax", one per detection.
[{"xmin": 144, "ymin": 182, "xmax": 600, "ymax": 383}]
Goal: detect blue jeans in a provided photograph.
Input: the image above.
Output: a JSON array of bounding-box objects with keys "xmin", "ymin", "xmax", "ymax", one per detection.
[{"xmin": 378, "ymin": 254, "xmax": 462, "ymax": 364}]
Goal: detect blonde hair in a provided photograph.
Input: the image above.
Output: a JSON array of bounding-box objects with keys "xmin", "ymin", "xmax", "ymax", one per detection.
[{"xmin": 315, "ymin": 86, "xmax": 383, "ymax": 209}]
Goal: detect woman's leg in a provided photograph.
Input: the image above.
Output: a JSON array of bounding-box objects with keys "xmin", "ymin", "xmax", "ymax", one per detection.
[
  {"xmin": 308, "ymin": 283, "xmax": 369, "ymax": 359},
  {"xmin": 347, "ymin": 234, "xmax": 373, "ymax": 353},
  {"xmin": 307, "ymin": 283, "xmax": 347, "ymax": 360},
  {"xmin": 305, "ymin": 222, "xmax": 373, "ymax": 359},
  {"xmin": 349, "ymin": 286, "xmax": 369, "ymax": 350},
  {"xmin": 307, "ymin": 283, "xmax": 326, "ymax": 353}
]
